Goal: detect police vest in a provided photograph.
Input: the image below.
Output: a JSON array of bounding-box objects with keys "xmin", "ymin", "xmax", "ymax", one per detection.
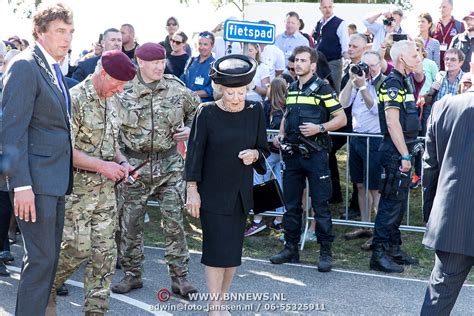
[
  {"xmin": 377, "ymin": 70, "xmax": 420, "ymax": 142},
  {"xmin": 284, "ymin": 77, "xmax": 332, "ymax": 144}
]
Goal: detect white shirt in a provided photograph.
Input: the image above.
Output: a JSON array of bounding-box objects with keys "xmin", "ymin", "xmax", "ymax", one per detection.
[
  {"xmin": 213, "ymin": 37, "xmax": 242, "ymax": 60},
  {"xmin": 37, "ymin": 41, "xmax": 63, "ymax": 90},
  {"xmin": 363, "ymin": 19, "xmax": 404, "ymax": 52},
  {"xmin": 275, "ymin": 31, "xmax": 309, "ymax": 66},
  {"xmin": 318, "ymin": 15, "xmax": 349, "ymax": 55},
  {"xmin": 246, "ymin": 63, "xmax": 270, "ymax": 103},
  {"xmin": 348, "ymin": 75, "xmax": 381, "ymax": 134},
  {"xmin": 260, "ymin": 44, "xmax": 285, "ymax": 80}
]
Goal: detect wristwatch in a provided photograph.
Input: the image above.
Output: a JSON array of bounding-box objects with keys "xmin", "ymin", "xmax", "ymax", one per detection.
[{"xmin": 319, "ymin": 124, "xmax": 326, "ymax": 133}]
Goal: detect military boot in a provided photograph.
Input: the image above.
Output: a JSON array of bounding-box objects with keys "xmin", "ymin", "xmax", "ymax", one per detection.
[
  {"xmin": 171, "ymin": 275, "xmax": 198, "ymax": 297},
  {"xmin": 318, "ymin": 242, "xmax": 333, "ymax": 272},
  {"xmin": 111, "ymin": 273, "xmax": 143, "ymax": 294},
  {"xmin": 387, "ymin": 244, "xmax": 419, "ymax": 265},
  {"xmin": 370, "ymin": 243, "xmax": 404, "ymax": 273},
  {"xmin": 269, "ymin": 242, "xmax": 299, "ymax": 264}
]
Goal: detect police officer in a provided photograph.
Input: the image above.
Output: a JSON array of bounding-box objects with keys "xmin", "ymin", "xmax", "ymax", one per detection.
[
  {"xmin": 112, "ymin": 43, "xmax": 199, "ymax": 296},
  {"xmin": 370, "ymin": 40, "xmax": 421, "ymax": 273},
  {"xmin": 270, "ymin": 46, "xmax": 346, "ymax": 272},
  {"xmin": 49, "ymin": 50, "xmax": 136, "ymax": 316}
]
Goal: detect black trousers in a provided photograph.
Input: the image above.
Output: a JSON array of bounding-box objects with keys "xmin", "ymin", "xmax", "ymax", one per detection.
[
  {"xmin": 372, "ymin": 143, "xmax": 410, "ymax": 245},
  {"xmin": 282, "ymin": 151, "xmax": 334, "ymax": 245},
  {"xmin": 0, "ymin": 191, "xmax": 13, "ymax": 252},
  {"xmin": 421, "ymin": 250, "xmax": 474, "ymax": 315},
  {"xmin": 15, "ymin": 194, "xmax": 65, "ymax": 316}
]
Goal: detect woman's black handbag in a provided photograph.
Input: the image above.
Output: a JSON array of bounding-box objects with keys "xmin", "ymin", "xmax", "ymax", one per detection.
[
  {"xmin": 253, "ymin": 179, "xmax": 285, "ymax": 214},
  {"xmin": 252, "ymin": 154, "xmax": 285, "ymax": 214}
]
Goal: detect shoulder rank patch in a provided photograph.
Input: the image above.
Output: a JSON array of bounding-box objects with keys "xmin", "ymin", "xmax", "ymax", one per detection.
[{"xmin": 387, "ymin": 87, "xmax": 399, "ymax": 100}]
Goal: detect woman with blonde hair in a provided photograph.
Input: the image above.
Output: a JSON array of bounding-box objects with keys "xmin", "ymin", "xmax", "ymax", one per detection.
[{"xmin": 245, "ymin": 43, "xmax": 270, "ymax": 103}]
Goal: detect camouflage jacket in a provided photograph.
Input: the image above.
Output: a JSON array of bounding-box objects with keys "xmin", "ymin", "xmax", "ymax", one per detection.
[
  {"xmin": 117, "ymin": 74, "xmax": 199, "ymax": 153},
  {"xmin": 70, "ymin": 76, "xmax": 121, "ymax": 161}
]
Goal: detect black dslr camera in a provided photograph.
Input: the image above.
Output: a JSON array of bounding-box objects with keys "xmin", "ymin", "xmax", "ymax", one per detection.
[
  {"xmin": 350, "ymin": 62, "xmax": 369, "ymax": 77},
  {"xmin": 383, "ymin": 16, "xmax": 395, "ymax": 26}
]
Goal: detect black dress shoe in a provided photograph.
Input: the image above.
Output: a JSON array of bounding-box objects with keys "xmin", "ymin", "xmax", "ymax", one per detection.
[
  {"xmin": 0, "ymin": 262, "xmax": 10, "ymax": 276},
  {"xmin": 56, "ymin": 283, "xmax": 69, "ymax": 296}
]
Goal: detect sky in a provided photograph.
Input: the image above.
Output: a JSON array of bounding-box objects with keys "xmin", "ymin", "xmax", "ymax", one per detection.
[{"xmin": 1, "ymin": 0, "xmax": 472, "ymax": 60}]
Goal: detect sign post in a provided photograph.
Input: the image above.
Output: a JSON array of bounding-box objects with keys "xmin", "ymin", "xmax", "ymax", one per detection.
[{"xmin": 223, "ymin": 20, "xmax": 276, "ymax": 54}]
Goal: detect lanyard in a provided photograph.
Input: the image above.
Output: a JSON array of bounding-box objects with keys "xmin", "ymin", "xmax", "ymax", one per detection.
[
  {"xmin": 424, "ymin": 38, "xmax": 430, "ymax": 48},
  {"xmin": 439, "ymin": 19, "xmax": 455, "ymax": 44}
]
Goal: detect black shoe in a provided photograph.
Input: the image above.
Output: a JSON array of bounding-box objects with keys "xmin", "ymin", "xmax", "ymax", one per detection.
[
  {"xmin": 318, "ymin": 242, "xmax": 333, "ymax": 272},
  {"xmin": 0, "ymin": 251, "xmax": 14, "ymax": 263},
  {"xmin": 0, "ymin": 262, "xmax": 9, "ymax": 276},
  {"xmin": 370, "ymin": 243, "xmax": 404, "ymax": 273},
  {"xmin": 387, "ymin": 245, "xmax": 419, "ymax": 265},
  {"xmin": 269, "ymin": 243, "xmax": 299, "ymax": 264},
  {"xmin": 56, "ymin": 283, "xmax": 69, "ymax": 296}
]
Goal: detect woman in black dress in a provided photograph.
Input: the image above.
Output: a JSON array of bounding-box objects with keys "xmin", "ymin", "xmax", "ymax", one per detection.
[{"xmin": 184, "ymin": 55, "xmax": 269, "ymax": 313}]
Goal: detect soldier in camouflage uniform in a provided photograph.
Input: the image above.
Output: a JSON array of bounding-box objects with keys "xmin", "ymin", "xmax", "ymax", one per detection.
[
  {"xmin": 48, "ymin": 51, "xmax": 136, "ymax": 316},
  {"xmin": 111, "ymin": 43, "xmax": 199, "ymax": 296}
]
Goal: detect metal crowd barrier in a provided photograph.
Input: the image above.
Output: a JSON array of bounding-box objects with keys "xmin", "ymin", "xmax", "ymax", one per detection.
[{"xmin": 148, "ymin": 129, "xmax": 426, "ymax": 251}]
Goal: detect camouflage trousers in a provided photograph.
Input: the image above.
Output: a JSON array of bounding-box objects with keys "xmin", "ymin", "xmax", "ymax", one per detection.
[
  {"xmin": 118, "ymin": 153, "xmax": 189, "ymax": 278},
  {"xmin": 52, "ymin": 172, "xmax": 118, "ymax": 313}
]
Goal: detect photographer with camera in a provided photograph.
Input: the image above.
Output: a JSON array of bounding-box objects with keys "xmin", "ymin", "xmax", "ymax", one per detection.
[
  {"xmin": 364, "ymin": 8, "xmax": 405, "ymax": 51},
  {"xmin": 340, "ymin": 51, "xmax": 385, "ymax": 250}
]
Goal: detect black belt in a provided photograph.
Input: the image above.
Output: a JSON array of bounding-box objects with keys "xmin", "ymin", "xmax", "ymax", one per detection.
[{"xmin": 124, "ymin": 145, "xmax": 178, "ymax": 161}]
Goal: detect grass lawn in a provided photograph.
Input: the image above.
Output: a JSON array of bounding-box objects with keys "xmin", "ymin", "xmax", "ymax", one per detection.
[{"xmin": 144, "ymin": 147, "xmax": 473, "ymax": 283}]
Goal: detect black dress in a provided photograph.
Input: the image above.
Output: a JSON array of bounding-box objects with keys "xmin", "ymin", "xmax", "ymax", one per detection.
[{"xmin": 184, "ymin": 101, "xmax": 269, "ymax": 267}]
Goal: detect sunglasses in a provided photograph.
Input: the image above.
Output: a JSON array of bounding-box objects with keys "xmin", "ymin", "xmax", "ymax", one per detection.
[
  {"xmin": 171, "ymin": 39, "xmax": 183, "ymax": 45},
  {"xmin": 199, "ymin": 32, "xmax": 212, "ymax": 38},
  {"xmin": 287, "ymin": 66, "xmax": 295, "ymax": 72},
  {"xmin": 167, "ymin": 23, "xmax": 177, "ymax": 27}
]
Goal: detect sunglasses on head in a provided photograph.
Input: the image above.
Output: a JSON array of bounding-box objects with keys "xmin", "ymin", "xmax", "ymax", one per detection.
[
  {"xmin": 199, "ymin": 32, "xmax": 212, "ymax": 38},
  {"xmin": 171, "ymin": 39, "xmax": 183, "ymax": 45}
]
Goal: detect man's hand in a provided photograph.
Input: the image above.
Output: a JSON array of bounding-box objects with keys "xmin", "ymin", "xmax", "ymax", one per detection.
[
  {"xmin": 97, "ymin": 161, "xmax": 127, "ymax": 181},
  {"xmin": 273, "ymin": 134, "xmax": 284, "ymax": 148},
  {"xmin": 400, "ymin": 160, "xmax": 411, "ymax": 172},
  {"xmin": 186, "ymin": 187, "xmax": 201, "ymax": 218},
  {"xmin": 173, "ymin": 126, "xmax": 191, "ymax": 142},
  {"xmin": 14, "ymin": 189, "xmax": 36, "ymax": 223},
  {"xmin": 299, "ymin": 122, "xmax": 319, "ymax": 137},
  {"xmin": 352, "ymin": 72, "xmax": 367, "ymax": 88}
]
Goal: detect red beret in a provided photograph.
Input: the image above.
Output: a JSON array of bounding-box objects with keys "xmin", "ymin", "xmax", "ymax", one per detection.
[
  {"xmin": 135, "ymin": 42, "xmax": 166, "ymax": 61},
  {"xmin": 101, "ymin": 50, "xmax": 136, "ymax": 81}
]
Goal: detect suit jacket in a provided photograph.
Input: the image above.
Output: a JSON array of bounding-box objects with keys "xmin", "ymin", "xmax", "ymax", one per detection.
[
  {"xmin": 71, "ymin": 55, "xmax": 99, "ymax": 83},
  {"xmin": 0, "ymin": 45, "xmax": 72, "ymax": 196},
  {"xmin": 422, "ymin": 87, "xmax": 474, "ymax": 257}
]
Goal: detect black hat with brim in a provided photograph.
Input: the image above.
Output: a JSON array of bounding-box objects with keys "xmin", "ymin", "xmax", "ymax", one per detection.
[{"xmin": 209, "ymin": 54, "xmax": 257, "ymax": 87}]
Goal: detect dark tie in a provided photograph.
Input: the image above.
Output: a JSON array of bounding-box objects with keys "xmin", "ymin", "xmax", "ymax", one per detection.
[{"xmin": 53, "ymin": 63, "xmax": 70, "ymax": 115}]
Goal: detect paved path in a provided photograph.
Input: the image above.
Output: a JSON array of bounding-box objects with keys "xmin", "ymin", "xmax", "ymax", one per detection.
[{"xmin": 1, "ymin": 241, "xmax": 473, "ymax": 315}]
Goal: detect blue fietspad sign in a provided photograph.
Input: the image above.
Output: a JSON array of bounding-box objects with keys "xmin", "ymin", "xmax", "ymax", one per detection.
[{"xmin": 224, "ymin": 20, "xmax": 276, "ymax": 44}]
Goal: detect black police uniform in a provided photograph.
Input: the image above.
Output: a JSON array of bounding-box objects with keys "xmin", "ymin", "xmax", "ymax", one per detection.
[
  {"xmin": 370, "ymin": 68, "xmax": 420, "ymax": 271},
  {"xmin": 282, "ymin": 75, "xmax": 343, "ymax": 247}
]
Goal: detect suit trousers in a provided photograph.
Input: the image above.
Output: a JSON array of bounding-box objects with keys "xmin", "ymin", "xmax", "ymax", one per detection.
[
  {"xmin": 421, "ymin": 250, "xmax": 474, "ymax": 315},
  {"xmin": 15, "ymin": 194, "xmax": 65, "ymax": 316},
  {"xmin": 0, "ymin": 191, "xmax": 13, "ymax": 252}
]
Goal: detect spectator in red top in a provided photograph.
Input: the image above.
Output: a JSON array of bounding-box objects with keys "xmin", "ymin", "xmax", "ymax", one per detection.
[{"xmin": 432, "ymin": 0, "xmax": 465, "ymax": 70}]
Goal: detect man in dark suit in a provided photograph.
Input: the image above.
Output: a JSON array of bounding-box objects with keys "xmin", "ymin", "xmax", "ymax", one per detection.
[
  {"xmin": 0, "ymin": 3, "xmax": 74, "ymax": 315},
  {"xmin": 71, "ymin": 28, "xmax": 122, "ymax": 83},
  {"xmin": 421, "ymin": 64, "xmax": 474, "ymax": 315}
]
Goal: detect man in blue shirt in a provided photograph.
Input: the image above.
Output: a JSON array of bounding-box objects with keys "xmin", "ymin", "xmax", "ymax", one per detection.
[
  {"xmin": 181, "ymin": 31, "xmax": 215, "ymax": 102},
  {"xmin": 275, "ymin": 12, "xmax": 309, "ymax": 66}
]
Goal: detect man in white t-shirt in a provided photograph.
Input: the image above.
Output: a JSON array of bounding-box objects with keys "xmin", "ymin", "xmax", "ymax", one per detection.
[{"xmin": 259, "ymin": 20, "xmax": 286, "ymax": 80}]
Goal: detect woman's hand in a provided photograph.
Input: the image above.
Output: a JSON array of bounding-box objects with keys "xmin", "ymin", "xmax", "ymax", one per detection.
[
  {"xmin": 238, "ymin": 149, "xmax": 259, "ymax": 165},
  {"xmin": 186, "ymin": 186, "xmax": 201, "ymax": 218}
]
